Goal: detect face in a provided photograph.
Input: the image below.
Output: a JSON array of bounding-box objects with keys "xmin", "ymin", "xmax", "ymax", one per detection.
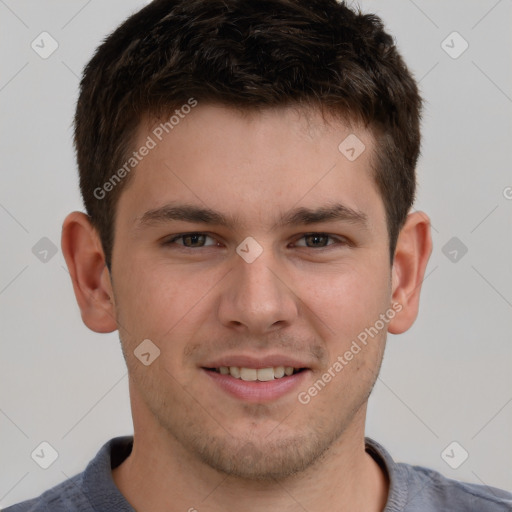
[{"xmin": 110, "ymin": 104, "xmax": 393, "ymax": 480}]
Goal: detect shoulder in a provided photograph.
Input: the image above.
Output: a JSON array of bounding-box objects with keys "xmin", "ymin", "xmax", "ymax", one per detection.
[
  {"xmin": 398, "ymin": 461, "xmax": 512, "ymax": 511},
  {"xmin": 1, "ymin": 473, "xmax": 91, "ymax": 512},
  {"xmin": 2, "ymin": 436, "xmax": 133, "ymax": 512},
  {"xmin": 365, "ymin": 437, "xmax": 512, "ymax": 511}
]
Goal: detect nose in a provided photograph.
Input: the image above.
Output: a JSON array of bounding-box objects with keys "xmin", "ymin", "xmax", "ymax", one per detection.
[{"xmin": 216, "ymin": 246, "xmax": 299, "ymax": 335}]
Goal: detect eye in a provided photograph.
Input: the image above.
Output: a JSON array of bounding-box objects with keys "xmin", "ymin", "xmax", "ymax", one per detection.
[
  {"xmin": 162, "ymin": 232, "xmax": 219, "ymax": 248},
  {"xmin": 161, "ymin": 232, "xmax": 350, "ymax": 251},
  {"xmin": 292, "ymin": 233, "xmax": 348, "ymax": 249}
]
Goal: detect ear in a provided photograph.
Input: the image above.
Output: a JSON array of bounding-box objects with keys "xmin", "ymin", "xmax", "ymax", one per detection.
[
  {"xmin": 61, "ymin": 211, "xmax": 118, "ymax": 333},
  {"xmin": 388, "ymin": 211, "xmax": 432, "ymax": 334}
]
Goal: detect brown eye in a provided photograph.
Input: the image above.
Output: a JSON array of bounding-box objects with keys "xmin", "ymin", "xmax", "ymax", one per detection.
[
  {"xmin": 163, "ymin": 233, "xmax": 217, "ymax": 248},
  {"xmin": 293, "ymin": 233, "xmax": 347, "ymax": 249}
]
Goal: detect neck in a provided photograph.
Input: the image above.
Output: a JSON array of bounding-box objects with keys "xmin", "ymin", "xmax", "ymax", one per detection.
[{"xmin": 112, "ymin": 400, "xmax": 389, "ymax": 512}]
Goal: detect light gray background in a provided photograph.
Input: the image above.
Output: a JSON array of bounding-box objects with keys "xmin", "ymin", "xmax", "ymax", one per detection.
[{"xmin": 1, "ymin": 0, "xmax": 511, "ymax": 508}]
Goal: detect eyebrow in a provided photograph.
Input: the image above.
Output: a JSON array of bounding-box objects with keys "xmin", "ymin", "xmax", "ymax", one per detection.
[{"xmin": 135, "ymin": 201, "xmax": 368, "ymax": 232}]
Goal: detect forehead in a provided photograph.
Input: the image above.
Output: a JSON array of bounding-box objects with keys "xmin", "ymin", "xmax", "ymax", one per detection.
[{"xmin": 116, "ymin": 104, "xmax": 385, "ymax": 233}]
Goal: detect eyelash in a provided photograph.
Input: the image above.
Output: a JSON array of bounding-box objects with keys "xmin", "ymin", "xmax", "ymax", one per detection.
[{"xmin": 162, "ymin": 232, "xmax": 350, "ymax": 250}]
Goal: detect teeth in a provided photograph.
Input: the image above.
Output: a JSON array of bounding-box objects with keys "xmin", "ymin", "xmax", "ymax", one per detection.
[
  {"xmin": 215, "ymin": 366, "xmax": 301, "ymax": 380},
  {"xmin": 256, "ymin": 367, "xmax": 274, "ymax": 381},
  {"xmin": 240, "ymin": 368, "xmax": 257, "ymax": 381},
  {"xmin": 274, "ymin": 366, "xmax": 285, "ymax": 378}
]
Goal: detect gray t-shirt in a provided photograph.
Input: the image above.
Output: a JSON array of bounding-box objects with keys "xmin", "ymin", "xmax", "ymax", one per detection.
[{"xmin": 4, "ymin": 436, "xmax": 512, "ymax": 511}]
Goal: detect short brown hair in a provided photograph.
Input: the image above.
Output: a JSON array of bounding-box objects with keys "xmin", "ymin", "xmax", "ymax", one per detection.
[{"xmin": 74, "ymin": 0, "xmax": 422, "ymax": 270}]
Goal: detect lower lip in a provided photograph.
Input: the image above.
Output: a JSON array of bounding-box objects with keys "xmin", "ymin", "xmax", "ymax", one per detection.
[{"xmin": 203, "ymin": 368, "xmax": 310, "ymax": 403}]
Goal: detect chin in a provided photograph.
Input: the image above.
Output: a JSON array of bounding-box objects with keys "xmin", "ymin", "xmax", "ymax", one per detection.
[
  {"xmin": 179, "ymin": 415, "xmax": 345, "ymax": 482},
  {"xmin": 197, "ymin": 437, "xmax": 324, "ymax": 480}
]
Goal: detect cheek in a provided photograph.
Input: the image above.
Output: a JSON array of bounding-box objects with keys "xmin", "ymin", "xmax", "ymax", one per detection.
[
  {"xmin": 113, "ymin": 257, "xmax": 222, "ymax": 346},
  {"xmin": 293, "ymin": 260, "xmax": 391, "ymax": 347}
]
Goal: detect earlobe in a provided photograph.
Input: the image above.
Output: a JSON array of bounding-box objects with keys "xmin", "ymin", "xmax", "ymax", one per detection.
[
  {"xmin": 388, "ymin": 211, "xmax": 432, "ymax": 335},
  {"xmin": 61, "ymin": 211, "xmax": 118, "ymax": 333}
]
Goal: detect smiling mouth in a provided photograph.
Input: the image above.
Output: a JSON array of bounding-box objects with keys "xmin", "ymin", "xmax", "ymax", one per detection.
[{"xmin": 203, "ymin": 366, "xmax": 306, "ymax": 381}]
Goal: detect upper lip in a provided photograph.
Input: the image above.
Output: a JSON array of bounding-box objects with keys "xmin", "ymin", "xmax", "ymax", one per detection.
[{"xmin": 202, "ymin": 354, "xmax": 311, "ymax": 370}]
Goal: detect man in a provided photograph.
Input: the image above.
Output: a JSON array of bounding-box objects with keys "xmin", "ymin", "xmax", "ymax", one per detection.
[{"xmin": 5, "ymin": 0, "xmax": 511, "ymax": 511}]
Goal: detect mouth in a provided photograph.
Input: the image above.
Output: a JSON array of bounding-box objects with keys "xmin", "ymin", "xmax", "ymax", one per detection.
[
  {"xmin": 201, "ymin": 363, "xmax": 311, "ymax": 403},
  {"xmin": 203, "ymin": 366, "xmax": 306, "ymax": 381}
]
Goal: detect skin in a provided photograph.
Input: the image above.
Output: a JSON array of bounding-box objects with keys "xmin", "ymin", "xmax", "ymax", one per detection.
[{"xmin": 61, "ymin": 104, "xmax": 432, "ymax": 512}]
